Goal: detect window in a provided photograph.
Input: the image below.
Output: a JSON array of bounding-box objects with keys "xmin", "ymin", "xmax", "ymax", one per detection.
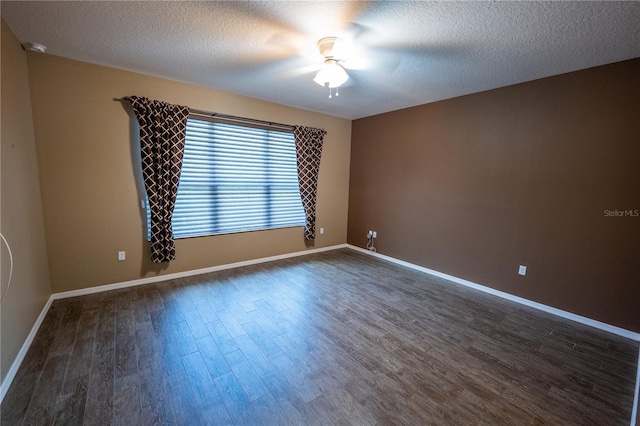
[{"xmin": 146, "ymin": 118, "xmax": 305, "ymax": 238}]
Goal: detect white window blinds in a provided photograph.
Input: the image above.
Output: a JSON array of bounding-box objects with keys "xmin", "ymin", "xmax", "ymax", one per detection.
[{"xmin": 147, "ymin": 118, "xmax": 305, "ymax": 239}]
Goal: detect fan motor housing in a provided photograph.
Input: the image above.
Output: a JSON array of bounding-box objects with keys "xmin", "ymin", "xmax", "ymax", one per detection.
[{"xmin": 317, "ymin": 36, "xmax": 344, "ymax": 60}]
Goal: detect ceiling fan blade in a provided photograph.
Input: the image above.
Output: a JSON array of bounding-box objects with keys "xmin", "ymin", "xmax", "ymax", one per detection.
[
  {"xmin": 286, "ymin": 62, "xmax": 322, "ymax": 78},
  {"xmin": 339, "ymin": 22, "xmax": 367, "ymax": 42},
  {"xmin": 340, "ymin": 73, "xmax": 357, "ymax": 89},
  {"xmin": 266, "ymin": 31, "xmax": 322, "ymax": 62}
]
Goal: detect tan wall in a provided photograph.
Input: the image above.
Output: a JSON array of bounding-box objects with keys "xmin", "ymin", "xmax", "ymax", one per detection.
[
  {"xmin": 348, "ymin": 59, "xmax": 640, "ymax": 332},
  {"xmin": 1, "ymin": 20, "xmax": 52, "ymax": 382},
  {"xmin": 26, "ymin": 53, "xmax": 351, "ymax": 293}
]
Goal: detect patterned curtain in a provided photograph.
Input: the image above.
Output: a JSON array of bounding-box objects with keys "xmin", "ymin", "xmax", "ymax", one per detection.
[
  {"xmin": 293, "ymin": 126, "xmax": 327, "ymax": 240},
  {"xmin": 130, "ymin": 96, "xmax": 190, "ymax": 263}
]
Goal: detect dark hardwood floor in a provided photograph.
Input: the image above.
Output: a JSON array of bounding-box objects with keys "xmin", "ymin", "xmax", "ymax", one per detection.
[{"xmin": 2, "ymin": 249, "xmax": 638, "ymax": 425}]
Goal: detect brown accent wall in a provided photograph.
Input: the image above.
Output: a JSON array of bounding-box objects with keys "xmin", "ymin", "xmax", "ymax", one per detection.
[
  {"xmin": 26, "ymin": 53, "xmax": 351, "ymax": 293},
  {"xmin": 1, "ymin": 20, "xmax": 52, "ymax": 382},
  {"xmin": 348, "ymin": 59, "xmax": 640, "ymax": 332}
]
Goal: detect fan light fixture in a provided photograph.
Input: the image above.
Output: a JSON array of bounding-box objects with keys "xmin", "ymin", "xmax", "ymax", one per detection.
[
  {"xmin": 313, "ymin": 37, "xmax": 349, "ymax": 98},
  {"xmin": 314, "ymin": 59, "xmax": 349, "ymax": 88}
]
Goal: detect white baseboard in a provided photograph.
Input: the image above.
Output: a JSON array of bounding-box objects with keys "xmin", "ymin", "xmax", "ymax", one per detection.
[
  {"xmin": 347, "ymin": 244, "xmax": 640, "ymax": 342},
  {"xmin": 0, "ymin": 295, "xmax": 54, "ymax": 402},
  {"xmin": 52, "ymin": 244, "xmax": 348, "ymax": 300},
  {"xmin": 0, "ymin": 244, "xmax": 346, "ymax": 404},
  {"xmin": 632, "ymin": 348, "xmax": 639, "ymax": 426},
  {"xmin": 347, "ymin": 245, "xmax": 640, "ymax": 426},
  {"xmin": 3, "ymin": 242, "xmax": 638, "ymax": 425}
]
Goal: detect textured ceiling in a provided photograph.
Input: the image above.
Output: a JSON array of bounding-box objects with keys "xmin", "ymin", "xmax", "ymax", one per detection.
[{"xmin": 2, "ymin": 1, "xmax": 639, "ymax": 120}]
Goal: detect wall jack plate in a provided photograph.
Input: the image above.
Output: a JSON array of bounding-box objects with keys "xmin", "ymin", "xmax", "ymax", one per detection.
[{"xmin": 518, "ymin": 265, "xmax": 527, "ymax": 276}]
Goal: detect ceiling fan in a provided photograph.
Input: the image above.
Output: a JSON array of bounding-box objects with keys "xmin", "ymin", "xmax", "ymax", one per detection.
[
  {"xmin": 263, "ymin": 20, "xmax": 402, "ymax": 99},
  {"xmin": 312, "ymin": 36, "xmax": 350, "ymax": 98}
]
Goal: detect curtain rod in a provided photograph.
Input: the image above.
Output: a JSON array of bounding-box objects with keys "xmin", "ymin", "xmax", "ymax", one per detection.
[{"xmin": 116, "ymin": 97, "xmax": 295, "ymax": 131}]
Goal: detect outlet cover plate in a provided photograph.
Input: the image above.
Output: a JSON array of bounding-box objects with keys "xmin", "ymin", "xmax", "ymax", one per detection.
[{"xmin": 518, "ymin": 265, "xmax": 527, "ymax": 276}]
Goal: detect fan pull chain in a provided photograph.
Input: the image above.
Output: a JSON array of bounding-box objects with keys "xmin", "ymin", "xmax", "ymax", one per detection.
[{"xmin": 328, "ymin": 87, "xmax": 341, "ymax": 99}]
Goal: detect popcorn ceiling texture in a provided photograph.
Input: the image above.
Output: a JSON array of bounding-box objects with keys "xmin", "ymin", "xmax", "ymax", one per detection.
[{"xmin": 2, "ymin": 1, "xmax": 639, "ymax": 119}]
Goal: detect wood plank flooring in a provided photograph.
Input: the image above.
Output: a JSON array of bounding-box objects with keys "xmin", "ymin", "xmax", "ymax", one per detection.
[{"xmin": 2, "ymin": 248, "xmax": 638, "ymax": 425}]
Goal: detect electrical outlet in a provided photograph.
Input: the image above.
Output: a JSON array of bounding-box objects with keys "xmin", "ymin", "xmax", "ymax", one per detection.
[
  {"xmin": 319, "ymin": 227, "xmax": 324, "ymax": 234},
  {"xmin": 518, "ymin": 265, "xmax": 527, "ymax": 276},
  {"xmin": 372, "ymin": 231, "xmax": 377, "ymax": 238},
  {"xmin": 118, "ymin": 251, "xmax": 126, "ymax": 261}
]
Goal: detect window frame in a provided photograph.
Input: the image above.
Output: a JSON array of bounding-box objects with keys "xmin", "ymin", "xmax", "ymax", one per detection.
[{"xmin": 145, "ymin": 115, "xmax": 306, "ymax": 239}]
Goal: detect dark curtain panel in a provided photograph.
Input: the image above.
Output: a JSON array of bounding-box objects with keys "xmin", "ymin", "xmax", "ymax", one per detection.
[
  {"xmin": 293, "ymin": 126, "xmax": 326, "ymax": 240},
  {"xmin": 130, "ymin": 96, "xmax": 189, "ymax": 263}
]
